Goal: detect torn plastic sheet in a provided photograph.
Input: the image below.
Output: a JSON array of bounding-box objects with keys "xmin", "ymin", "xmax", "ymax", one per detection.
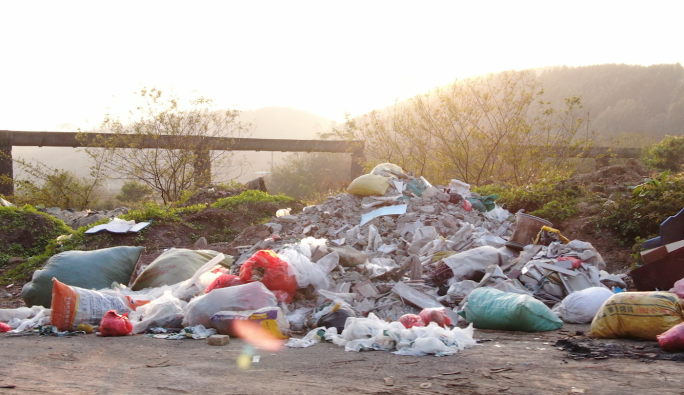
[
  {"xmin": 86, "ymin": 218, "xmax": 151, "ymax": 234},
  {"xmin": 360, "ymin": 204, "xmax": 408, "ymax": 226}
]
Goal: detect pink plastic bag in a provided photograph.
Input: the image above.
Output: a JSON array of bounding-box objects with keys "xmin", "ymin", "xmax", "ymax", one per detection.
[
  {"xmin": 657, "ymin": 322, "xmax": 684, "ymax": 352},
  {"xmin": 0, "ymin": 322, "xmax": 11, "ymax": 333},
  {"xmin": 419, "ymin": 307, "xmax": 452, "ymax": 328},
  {"xmin": 670, "ymin": 278, "xmax": 684, "ymax": 299},
  {"xmin": 398, "ymin": 314, "xmax": 425, "ymax": 329},
  {"xmin": 99, "ymin": 310, "xmax": 133, "ymax": 337},
  {"xmin": 205, "ymin": 274, "xmax": 243, "ymax": 294}
]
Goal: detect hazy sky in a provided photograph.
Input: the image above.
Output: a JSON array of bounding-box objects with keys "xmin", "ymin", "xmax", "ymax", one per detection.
[{"xmin": 2, "ymin": 0, "xmax": 682, "ymax": 131}]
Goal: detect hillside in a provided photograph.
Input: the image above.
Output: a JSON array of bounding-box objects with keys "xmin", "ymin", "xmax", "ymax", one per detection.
[{"xmin": 537, "ymin": 63, "xmax": 684, "ymax": 142}]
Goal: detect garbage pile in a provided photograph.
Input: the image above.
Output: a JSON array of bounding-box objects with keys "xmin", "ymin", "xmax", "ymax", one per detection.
[{"xmin": 3, "ymin": 163, "xmax": 684, "ymax": 355}]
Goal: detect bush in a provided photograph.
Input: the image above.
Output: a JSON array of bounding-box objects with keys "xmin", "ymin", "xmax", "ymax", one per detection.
[
  {"xmin": 597, "ymin": 170, "xmax": 684, "ymax": 246},
  {"xmin": 474, "ymin": 172, "xmax": 583, "ymax": 222},
  {"xmin": 643, "ymin": 135, "xmax": 684, "ymax": 172}
]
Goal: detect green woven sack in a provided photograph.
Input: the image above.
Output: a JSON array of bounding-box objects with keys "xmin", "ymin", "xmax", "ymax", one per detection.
[
  {"xmin": 22, "ymin": 246, "xmax": 145, "ymax": 308},
  {"xmin": 131, "ymin": 248, "xmax": 233, "ymax": 291},
  {"xmin": 462, "ymin": 287, "xmax": 563, "ymax": 332}
]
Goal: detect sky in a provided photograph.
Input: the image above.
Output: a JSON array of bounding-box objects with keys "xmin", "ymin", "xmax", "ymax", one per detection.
[{"xmin": 1, "ymin": 0, "xmax": 683, "ymax": 131}]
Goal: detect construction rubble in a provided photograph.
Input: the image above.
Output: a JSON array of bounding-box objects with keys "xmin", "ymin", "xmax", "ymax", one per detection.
[{"xmin": 2, "ymin": 163, "xmax": 684, "ymax": 356}]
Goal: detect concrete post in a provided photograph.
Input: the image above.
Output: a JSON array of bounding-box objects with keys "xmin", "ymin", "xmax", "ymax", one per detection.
[
  {"xmin": 350, "ymin": 141, "xmax": 365, "ymax": 180},
  {"xmin": 194, "ymin": 150, "xmax": 211, "ymax": 187},
  {"xmin": 0, "ymin": 131, "xmax": 13, "ymax": 196}
]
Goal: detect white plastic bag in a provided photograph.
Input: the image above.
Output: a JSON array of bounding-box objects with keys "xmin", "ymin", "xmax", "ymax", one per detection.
[
  {"xmin": 279, "ymin": 248, "xmax": 337, "ymax": 291},
  {"xmin": 183, "ymin": 281, "xmax": 277, "ymax": 328},
  {"xmin": 129, "ymin": 291, "xmax": 187, "ymax": 334},
  {"xmin": 558, "ymin": 286, "xmax": 614, "ymax": 324}
]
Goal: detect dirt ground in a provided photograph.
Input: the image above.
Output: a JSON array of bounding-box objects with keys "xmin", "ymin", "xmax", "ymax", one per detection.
[{"xmin": 1, "ymin": 324, "xmax": 682, "ymax": 395}]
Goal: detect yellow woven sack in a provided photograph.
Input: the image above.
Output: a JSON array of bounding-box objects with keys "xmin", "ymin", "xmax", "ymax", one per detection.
[
  {"xmin": 590, "ymin": 291, "xmax": 683, "ymax": 340},
  {"xmin": 346, "ymin": 174, "xmax": 390, "ymax": 196}
]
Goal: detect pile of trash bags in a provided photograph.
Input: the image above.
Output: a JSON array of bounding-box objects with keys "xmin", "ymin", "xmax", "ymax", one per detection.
[{"xmin": 3, "ymin": 163, "xmax": 684, "ymax": 355}]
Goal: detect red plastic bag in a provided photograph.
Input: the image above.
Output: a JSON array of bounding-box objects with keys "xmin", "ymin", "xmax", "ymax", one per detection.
[
  {"xmin": 205, "ymin": 274, "xmax": 243, "ymax": 294},
  {"xmin": 399, "ymin": 314, "xmax": 425, "ymax": 329},
  {"xmin": 657, "ymin": 322, "xmax": 684, "ymax": 352},
  {"xmin": 419, "ymin": 307, "xmax": 452, "ymax": 328},
  {"xmin": 0, "ymin": 322, "xmax": 11, "ymax": 333},
  {"xmin": 99, "ymin": 310, "xmax": 133, "ymax": 337},
  {"xmin": 239, "ymin": 250, "xmax": 297, "ymax": 303}
]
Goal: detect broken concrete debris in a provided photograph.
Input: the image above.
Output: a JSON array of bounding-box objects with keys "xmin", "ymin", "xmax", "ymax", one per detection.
[{"xmin": 4, "ymin": 163, "xmax": 682, "ymax": 357}]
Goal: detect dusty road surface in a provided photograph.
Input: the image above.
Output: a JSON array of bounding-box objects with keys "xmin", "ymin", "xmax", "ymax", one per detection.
[{"xmin": 1, "ymin": 324, "xmax": 683, "ymax": 395}]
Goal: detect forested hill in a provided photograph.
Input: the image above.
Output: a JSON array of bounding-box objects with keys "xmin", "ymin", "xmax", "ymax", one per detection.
[{"xmin": 536, "ymin": 63, "xmax": 684, "ymax": 141}]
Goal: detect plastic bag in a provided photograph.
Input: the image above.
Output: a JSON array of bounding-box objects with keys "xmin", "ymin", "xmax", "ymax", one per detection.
[
  {"xmin": 398, "ymin": 314, "xmax": 425, "ymax": 329},
  {"xmin": 657, "ymin": 322, "xmax": 684, "ymax": 352},
  {"xmin": 463, "ymin": 287, "xmax": 563, "ymax": 332},
  {"xmin": 22, "ymin": 246, "xmax": 144, "ymax": 308},
  {"xmin": 346, "ymin": 174, "xmax": 390, "ymax": 196},
  {"xmin": 558, "ymin": 287, "xmax": 614, "ymax": 324},
  {"xmin": 129, "ymin": 291, "xmax": 187, "ymax": 334},
  {"xmin": 204, "ymin": 274, "xmax": 243, "ymax": 294},
  {"xmin": 0, "ymin": 322, "xmax": 10, "ymax": 333},
  {"xmin": 670, "ymin": 278, "xmax": 684, "ymax": 299},
  {"xmin": 99, "ymin": 310, "xmax": 133, "ymax": 337},
  {"xmin": 590, "ymin": 291, "xmax": 683, "ymax": 340},
  {"xmin": 316, "ymin": 304, "xmax": 357, "ymax": 334},
  {"xmin": 239, "ymin": 250, "xmax": 297, "ymax": 303},
  {"xmin": 278, "ymin": 248, "xmax": 335, "ymax": 291},
  {"xmin": 419, "ymin": 307, "xmax": 452, "ymax": 328},
  {"xmin": 50, "ymin": 279, "xmax": 131, "ymax": 331},
  {"xmin": 183, "ymin": 281, "xmax": 277, "ymax": 328}
]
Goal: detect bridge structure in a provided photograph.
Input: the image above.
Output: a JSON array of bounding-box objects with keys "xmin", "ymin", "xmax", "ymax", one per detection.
[{"xmin": 0, "ymin": 130, "xmax": 365, "ymax": 196}]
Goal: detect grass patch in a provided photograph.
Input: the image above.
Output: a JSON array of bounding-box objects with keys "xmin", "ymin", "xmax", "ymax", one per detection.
[{"xmin": 211, "ymin": 190, "xmax": 294, "ymax": 210}]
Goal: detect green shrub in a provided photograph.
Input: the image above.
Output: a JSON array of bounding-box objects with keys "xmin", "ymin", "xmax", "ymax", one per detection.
[
  {"xmin": 597, "ymin": 171, "xmax": 684, "ymax": 245},
  {"xmin": 211, "ymin": 190, "xmax": 293, "ymax": 210},
  {"xmin": 474, "ymin": 172, "xmax": 583, "ymax": 222},
  {"xmin": 642, "ymin": 135, "xmax": 684, "ymax": 172}
]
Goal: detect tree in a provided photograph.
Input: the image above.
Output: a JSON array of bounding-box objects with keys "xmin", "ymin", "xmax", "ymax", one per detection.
[
  {"xmin": 11, "ymin": 157, "xmax": 106, "ymax": 210},
  {"xmin": 116, "ymin": 180, "xmax": 154, "ymax": 204},
  {"xmin": 83, "ymin": 88, "xmax": 253, "ymax": 204},
  {"xmin": 330, "ymin": 71, "xmax": 592, "ymax": 186}
]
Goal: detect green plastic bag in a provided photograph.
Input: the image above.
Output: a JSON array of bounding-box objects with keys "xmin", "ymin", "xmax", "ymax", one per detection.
[
  {"xmin": 22, "ymin": 246, "xmax": 145, "ymax": 308},
  {"xmin": 131, "ymin": 248, "xmax": 234, "ymax": 291},
  {"xmin": 466, "ymin": 195, "xmax": 499, "ymax": 212},
  {"xmin": 462, "ymin": 287, "xmax": 563, "ymax": 332}
]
